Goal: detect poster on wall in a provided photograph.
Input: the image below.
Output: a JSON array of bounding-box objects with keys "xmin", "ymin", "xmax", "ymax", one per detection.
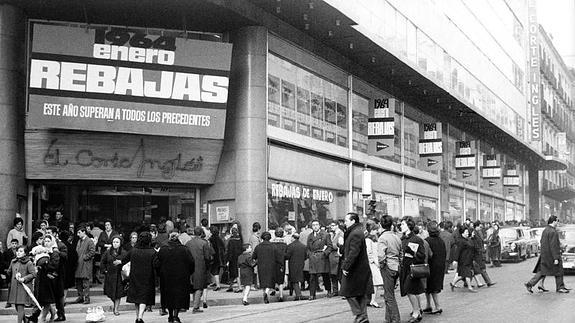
[
  {"xmin": 503, "ymin": 163, "xmax": 520, "ymax": 196},
  {"xmin": 455, "ymin": 140, "xmax": 476, "ymax": 182},
  {"xmin": 368, "ymin": 98, "xmax": 395, "ymax": 156},
  {"xmin": 418, "ymin": 122, "xmax": 443, "ymax": 171},
  {"xmin": 481, "ymin": 154, "xmax": 502, "ymax": 190},
  {"xmin": 27, "ymin": 22, "xmax": 232, "ymax": 139}
]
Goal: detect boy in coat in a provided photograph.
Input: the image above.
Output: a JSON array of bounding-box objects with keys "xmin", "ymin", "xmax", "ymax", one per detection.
[
  {"xmin": 75, "ymin": 226, "xmax": 96, "ymax": 304},
  {"xmin": 286, "ymin": 233, "xmax": 308, "ymax": 300}
]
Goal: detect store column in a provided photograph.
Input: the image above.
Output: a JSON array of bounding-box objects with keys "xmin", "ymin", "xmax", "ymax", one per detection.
[
  {"xmin": 228, "ymin": 26, "xmax": 268, "ymax": 240},
  {"xmin": 0, "ymin": 5, "xmax": 26, "ymax": 241},
  {"xmin": 528, "ymin": 166, "xmax": 540, "ymax": 222}
]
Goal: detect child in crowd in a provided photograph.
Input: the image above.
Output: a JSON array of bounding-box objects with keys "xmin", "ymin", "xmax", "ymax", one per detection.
[
  {"xmin": 238, "ymin": 244, "xmax": 256, "ymax": 306},
  {"xmin": 7, "ymin": 246, "xmax": 37, "ymax": 323}
]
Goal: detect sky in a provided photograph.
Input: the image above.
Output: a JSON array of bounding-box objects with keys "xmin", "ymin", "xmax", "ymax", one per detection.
[{"xmin": 537, "ymin": 0, "xmax": 575, "ymax": 68}]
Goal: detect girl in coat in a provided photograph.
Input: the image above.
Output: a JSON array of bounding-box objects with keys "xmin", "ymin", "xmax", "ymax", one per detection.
[
  {"xmin": 423, "ymin": 221, "xmax": 446, "ymax": 315},
  {"xmin": 7, "ymin": 246, "xmax": 37, "ymax": 323},
  {"xmin": 123, "ymin": 232, "xmax": 156, "ymax": 323},
  {"xmin": 450, "ymin": 227, "xmax": 477, "ymax": 292},
  {"xmin": 225, "ymin": 227, "xmax": 243, "ymax": 292},
  {"xmin": 399, "ymin": 217, "xmax": 426, "ymax": 323},
  {"xmin": 101, "ymin": 236, "xmax": 126, "ymax": 315},
  {"xmin": 36, "ymin": 235, "xmax": 60, "ymax": 323},
  {"xmin": 365, "ymin": 221, "xmax": 383, "ymax": 308}
]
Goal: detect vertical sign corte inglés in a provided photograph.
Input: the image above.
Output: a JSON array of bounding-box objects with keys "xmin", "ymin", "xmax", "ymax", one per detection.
[{"xmin": 528, "ymin": 0, "xmax": 541, "ymax": 141}]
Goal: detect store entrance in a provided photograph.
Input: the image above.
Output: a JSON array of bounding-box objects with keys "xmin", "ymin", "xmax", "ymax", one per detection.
[{"xmin": 31, "ymin": 184, "xmax": 197, "ymax": 237}]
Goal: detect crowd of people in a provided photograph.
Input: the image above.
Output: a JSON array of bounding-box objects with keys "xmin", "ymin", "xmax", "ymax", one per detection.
[{"xmin": 0, "ymin": 210, "xmax": 566, "ymax": 323}]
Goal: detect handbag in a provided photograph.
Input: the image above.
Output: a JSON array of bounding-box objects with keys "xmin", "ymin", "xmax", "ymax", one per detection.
[
  {"xmin": 410, "ymin": 263, "xmax": 430, "ymax": 279},
  {"xmin": 121, "ymin": 262, "xmax": 130, "ymax": 281}
]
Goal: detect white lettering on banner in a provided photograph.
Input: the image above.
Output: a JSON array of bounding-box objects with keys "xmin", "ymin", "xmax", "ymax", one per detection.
[
  {"xmin": 93, "ymin": 44, "xmax": 175, "ymax": 65},
  {"xmin": 270, "ymin": 183, "xmax": 334, "ymax": 202},
  {"xmin": 29, "ymin": 59, "xmax": 229, "ymax": 104}
]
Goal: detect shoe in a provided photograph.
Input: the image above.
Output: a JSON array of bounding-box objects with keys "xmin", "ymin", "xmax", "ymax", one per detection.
[
  {"xmin": 269, "ymin": 290, "xmax": 276, "ymax": 296},
  {"xmin": 25, "ymin": 315, "xmax": 37, "ymax": 323},
  {"xmin": 4, "ymin": 303, "xmax": 11, "ymax": 308},
  {"xmin": 74, "ymin": 297, "xmax": 84, "ymax": 304},
  {"xmin": 368, "ymin": 302, "xmax": 380, "ymax": 308},
  {"xmin": 213, "ymin": 286, "xmax": 221, "ymax": 291},
  {"xmin": 174, "ymin": 317, "xmax": 181, "ymax": 323},
  {"xmin": 557, "ymin": 288, "xmax": 570, "ymax": 293},
  {"xmin": 422, "ymin": 307, "xmax": 433, "ymax": 313},
  {"xmin": 327, "ymin": 292, "xmax": 333, "ymax": 298},
  {"xmin": 309, "ymin": 296, "xmax": 316, "ymax": 301},
  {"xmin": 407, "ymin": 314, "xmax": 422, "ymax": 323},
  {"xmin": 242, "ymin": 300, "xmax": 249, "ymax": 306},
  {"xmin": 430, "ymin": 309, "xmax": 443, "ymax": 315},
  {"xmin": 263, "ymin": 293, "xmax": 269, "ymax": 304},
  {"xmin": 226, "ymin": 287, "xmax": 234, "ymax": 292},
  {"xmin": 487, "ymin": 282, "xmax": 496, "ymax": 287},
  {"xmin": 477, "ymin": 284, "xmax": 485, "ymax": 288},
  {"xmin": 564, "ymin": 287, "xmax": 572, "ymax": 291},
  {"xmin": 114, "ymin": 312, "xmax": 120, "ymax": 316},
  {"xmin": 168, "ymin": 318, "xmax": 174, "ymax": 323},
  {"xmin": 468, "ymin": 288, "xmax": 477, "ymax": 293},
  {"xmin": 54, "ymin": 316, "xmax": 66, "ymax": 322},
  {"xmin": 202, "ymin": 302, "xmax": 208, "ymax": 309},
  {"xmin": 524, "ymin": 283, "xmax": 533, "ymax": 293},
  {"xmin": 537, "ymin": 286, "xmax": 549, "ymax": 292},
  {"xmin": 278, "ymin": 296, "xmax": 284, "ymax": 302},
  {"xmin": 83, "ymin": 298, "xmax": 90, "ymax": 305},
  {"xmin": 159, "ymin": 309, "xmax": 168, "ymax": 316},
  {"xmin": 450, "ymin": 282, "xmax": 456, "ymax": 291},
  {"xmin": 332, "ymin": 291, "xmax": 338, "ymax": 296},
  {"xmin": 192, "ymin": 308, "xmax": 203, "ymax": 314}
]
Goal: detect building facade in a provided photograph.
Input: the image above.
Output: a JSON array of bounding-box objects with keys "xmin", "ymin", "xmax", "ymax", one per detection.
[{"xmin": 0, "ymin": 0, "xmax": 571, "ymax": 242}]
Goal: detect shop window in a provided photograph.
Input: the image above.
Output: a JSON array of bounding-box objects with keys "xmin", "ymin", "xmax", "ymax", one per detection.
[
  {"xmin": 268, "ymin": 180, "xmax": 347, "ymax": 230},
  {"xmin": 480, "ymin": 198, "xmax": 493, "ymax": 222},
  {"xmin": 268, "ymin": 53, "xmax": 348, "ymax": 147},
  {"xmin": 405, "ymin": 194, "xmax": 437, "ymax": 223},
  {"xmin": 494, "ymin": 199, "xmax": 505, "ymax": 222},
  {"xmin": 446, "ymin": 188, "xmax": 463, "ymax": 224},
  {"xmin": 466, "ymin": 193, "xmax": 477, "ymax": 221}
]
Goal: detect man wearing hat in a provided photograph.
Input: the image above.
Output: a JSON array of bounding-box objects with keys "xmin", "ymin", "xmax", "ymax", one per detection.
[{"xmin": 286, "ymin": 233, "xmax": 307, "ymax": 300}]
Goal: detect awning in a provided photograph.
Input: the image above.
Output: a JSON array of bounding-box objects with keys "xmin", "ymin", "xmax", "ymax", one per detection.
[{"xmin": 543, "ymin": 186, "xmax": 575, "ymax": 202}]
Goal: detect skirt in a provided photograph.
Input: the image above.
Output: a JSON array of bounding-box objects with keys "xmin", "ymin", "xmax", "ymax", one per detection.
[{"xmin": 369, "ymin": 263, "xmax": 383, "ymax": 286}]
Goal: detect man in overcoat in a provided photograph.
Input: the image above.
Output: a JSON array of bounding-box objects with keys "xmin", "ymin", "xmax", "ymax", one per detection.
[
  {"xmin": 307, "ymin": 220, "xmax": 333, "ymax": 300},
  {"xmin": 252, "ymin": 232, "xmax": 277, "ymax": 303},
  {"xmin": 341, "ymin": 212, "xmax": 372, "ymax": 323},
  {"xmin": 525, "ymin": 215, "xmax": 569, "ymax": 293},
  {"xmin": 75, "ymin": 226, "xmax": 96, "ymax": 304},
  {"xmin": 285, "ymin": 233, "xmax": 307, "ymax": 300},
  {"xmin": 186, "ymin": 226, "xmax": 214, "ymax": 313}
]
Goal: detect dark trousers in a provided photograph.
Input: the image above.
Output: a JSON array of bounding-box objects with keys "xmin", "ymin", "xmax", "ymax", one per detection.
[
  {"xmin": 527, "ymin": 272, "xmax": 565, "ymax": 291},
  {"xmin": 310, "ymin": 272, "xmax": 331, "ymax": 297},
  {"xmin": 346, "ymin": 295, "xmax": 369, "ymax": 323},
  {"xmin": 478, "ymin": 268, "xmax": 492, "ymax": 285},
  {"xmin": 381, "ymin": 265, "xmax": 400, "ymax": 323},
  {"xmin": 75, "ymin": 278, "xmax": 90, "ymax": 300},
  {"xmin": 291, "ymin": 282, "xmax": 302, "ymax": 297},
  {"xmin": 191, "ymin": 289, "xmax": 203, "ymax": 309},
  {"xmin": 55, "ymin": 295, "xmax": 66, "ymax": 318}
]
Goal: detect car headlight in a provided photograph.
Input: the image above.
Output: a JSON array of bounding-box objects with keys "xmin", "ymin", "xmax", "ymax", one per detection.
[{"xmin": 511, "ymin": 243, "xmax": 516, "ymax": 251}]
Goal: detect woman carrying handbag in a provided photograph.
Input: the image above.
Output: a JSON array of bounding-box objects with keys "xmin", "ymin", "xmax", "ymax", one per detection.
[{"xmin": 399, "ymin": 217, "xmax": 426, "ymax": 323}]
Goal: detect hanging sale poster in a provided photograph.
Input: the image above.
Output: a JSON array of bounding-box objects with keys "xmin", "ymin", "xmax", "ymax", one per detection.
[
  {"xmin": 418, "ymin": 122, "xmax": 443, "ymax": 171},
  {"xmin": 481, "ymin": 154, "xmax": 502, "ymax": 190},
  {"xmin": 503, "ymin": 164, "xmax": 520, "ymax": 196},
  {"xmin": 455, "ymin": 140, "xmax": 476, "ymax": 182},
  {"xmin": 368, "ymin": 98, "xmax": 395, "ymax": 157}
]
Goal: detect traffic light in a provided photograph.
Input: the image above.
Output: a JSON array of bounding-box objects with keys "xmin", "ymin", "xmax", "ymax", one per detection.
[{"xmin": 368, "ymin": 199, "xmax": 377, "ymax": 215}]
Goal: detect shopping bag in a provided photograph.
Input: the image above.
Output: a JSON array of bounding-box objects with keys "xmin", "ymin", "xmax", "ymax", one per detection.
[
  {"xmin": 85, "ymin": 306, "xmax": 106, "ymax": 322},
  {"xmin": 121, "ymin": 262, "xmax": 130, "ymax": 281}
]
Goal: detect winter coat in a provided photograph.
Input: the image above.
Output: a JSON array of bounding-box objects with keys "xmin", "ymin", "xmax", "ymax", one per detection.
[
  {"xmin": 426, "ymin": 233, "xmax": 446, "ymax": 293},
  {"xmin": 225, "ymin": 235, "xmax": 243, "ymax": 281},
  {"xmin": 455, "ymin": 235, "xmax": 474, "ymax": 278},
  {"xmin": 329, "ymin": 230, "xmax": 343, "ymax": 275},
  {"xmin": 64, "ymin": 238, "xmax": 77, "ymax": 289},
  {"xmin": 209, "ymin": 234, "xmax": 226, "ymax": 275},
  {"xmin": 101, "ymin": 247, "xmax": 126, "ymax": 300},
  {"xmin": 399, "ymin": 232, "xmax": 426, "ymax": 297},
  {"xmin": 252, "ymin": 240, "xmax": 278, "ymax": 288},
  {"xmin": 307, "ymin": 231, "xmax": 333, "ymax": 274},
  {"xmin": 286, "ymin": 240, "xmax": 307, "ymax": 283},
  {"xmin": 7, "ymin": 257, "xmax": 36, "ymax": 305},
  {"xmin": 186, "ymin": 236, "xmax": 214, "ymax": 291},
  {"xmin": 36, "ymin": 250, "xmax": 61, "ymax": 305},
  {"xmin": 124, "ymin": 247, "xmax": 156, "ymax": 305},
  {"xmin": 96, "ymin": 230, "xmax": 119, "ymax": 254},
  {"xmin": 238, "ymin": 253, "xmax": 256, "ymax": 286},
  {"xmin": 75, "ymin": 237, "xmax": 96, "ymax": 279},
  {"xmin": 155, "ymin": 239, "xmax": 194, "ymax": 309},
  {"xmin": 272, "ymin": 240, "xmax": 287, "ymax": 284},
  {"xmin": 533, "ymin": 225, "xmax": 563, "ymax": 276},
  {"xmin": 340, "ymin": 223, "xmax": 373, "ymax": 297}
]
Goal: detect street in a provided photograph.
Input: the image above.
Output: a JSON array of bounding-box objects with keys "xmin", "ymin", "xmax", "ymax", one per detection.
[{"xmin": 7, "ymin": 257, "xmax": 575, "ymax": 323}]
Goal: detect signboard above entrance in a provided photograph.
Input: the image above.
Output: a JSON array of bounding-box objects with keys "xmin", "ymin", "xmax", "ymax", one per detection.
[{"xmin": 27, "ymin": 22, "xmax": 233, "ymax": 139}]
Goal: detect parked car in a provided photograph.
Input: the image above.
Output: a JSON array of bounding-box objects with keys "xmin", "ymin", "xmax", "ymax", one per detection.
[
  {"xmin": 560, "ymin": 228, "xmax": 575, "ymax": 274},
  {"xmin": 526, "ymin": 227, "xmax": 543, "ymax": 257},
  {"xmin": 499, "ymin": 227, "xmax": 529, "ymax": 261}
]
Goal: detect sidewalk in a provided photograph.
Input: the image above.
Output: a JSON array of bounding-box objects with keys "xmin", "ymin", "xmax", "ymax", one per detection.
[{"xmin": 0, "ymin": 285, "xmax": 330, "ymax": 316}]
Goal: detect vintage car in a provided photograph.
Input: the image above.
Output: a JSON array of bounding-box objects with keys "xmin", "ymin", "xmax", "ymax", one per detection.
[
  {"xmin": 560, "ymin": 228, "xmax": 575, "ymax": 274},
  {"xmin": 499, "ymin": 226, "xmax": 529, "ymax": 261},
  {"xmin": 525, "ymin": 227, "xmax": 542, "ymax": 257}
]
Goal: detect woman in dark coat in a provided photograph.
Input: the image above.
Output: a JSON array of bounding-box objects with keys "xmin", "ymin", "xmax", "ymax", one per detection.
[
  {"xmin": 7, "ymin": 246, "xmax": 36, "ymax": 323},
  {"xmin": 208, "ymin": 226, "xmax": 226, "ymax": 290},
  {"xmin": 399, "ymin": 217, "xmax": 426, "ymax": 323},
  {"xmin": 37, "ymin": 235, "xmax": 61, "ymax": 322},
  {"xmin": 155, "ymin": 232, "xmax": 195, "ymax": 323},
  {"xmin": 225, "ymin": 227, "xmax": 243, "ymax": 292},
  {"xmin": 450, "ymin": 227, "xmax": 476, "ymax": 292},
  {"xmin": 59, "ymin": 230, "xmax": 77, "ymax": 291},
  {"xmin": 423, "ymin": 221, "xmax": 446, "ymax": 315},
  {"xmin": 285, "ymin": 233, "xmax": 307, "ymax": 299},
  {"xmin": 271, "ymin": 228, "xmax": 288, "ymax": 300},
  {"xmin": 252, "ymin": 232, "xmax": 277, "ymax": 303},
  {"xmin": 101, "ymin": 236, "xmax": 126, "ymax": 315},
  {"xmin": 123, "ymin": 232, "xmax": 156, "ymax": 323}
]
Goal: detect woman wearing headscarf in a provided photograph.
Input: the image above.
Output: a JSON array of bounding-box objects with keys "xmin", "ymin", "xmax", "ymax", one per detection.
[
  {"xmin": 399, "ymin": 217, "xmax": 426, "ymax": 323},
  {"xmin": 450, "ymin": 226, "xmax": 476, "ymax": 293},
  {"xmin": 101, "ymin": 235, "xmax": 126, "ymax": 315},
  {"xmin": 423, "ymin": 221, "xmax": 446, "ymax": 315},
  {"xmin": 37, "ymin": 234, "xmax": 61, "ymax": 322},
  {"xmin": 271, "ymin": 227, "xmax": 288, "ymax": 301},
  {"xmin": 155, "ymin": 232, "xmax": 195, "ymax": 323},
  {"xmin": 208, "ymin": 226, "xmax": 226, "ymax": 291},
  {"xmin": 123, "ymin": 232, "xmax": 157, "ymax": 323},
  {"xmin": 252, "ymin": 232, "xmax": 277, "ymax": 304},
  {"xmin": 123, "ymin": 232, "xmax": 138, "ymax": 253},
  {"xmin": 225, "ymin": 227, "xmax": 243, "ymax": 292}
]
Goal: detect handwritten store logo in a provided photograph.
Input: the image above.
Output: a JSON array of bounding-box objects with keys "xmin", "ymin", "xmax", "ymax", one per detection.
[
  {"xmin": 270, "ymin": 183, "xmax": 334, "ymax": 203},
  {"xmin": 42, "ymin": 138, "xmax": 203, "ymax": 179}
]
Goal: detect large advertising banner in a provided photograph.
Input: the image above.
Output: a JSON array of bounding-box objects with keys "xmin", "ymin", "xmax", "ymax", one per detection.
[
  {"xmin": 368, "ymin": 98, "xmax": 395, "ymax": 156},
  {"xmin": 27, "ymin": 22, "xmax": 233, "ymax": 139},
  {"xmin": 418, "ymin": 122, "xmax": 443, "ymax": 171},
  {"xmin": 528, "ymin": 0, "xmax": 541, "ymax": 141}
]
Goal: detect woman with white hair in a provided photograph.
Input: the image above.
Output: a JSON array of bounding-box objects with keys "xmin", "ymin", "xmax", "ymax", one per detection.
[{"xmin": 37, "ymin": 234, "xmax": 61, "ymax": 322}]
